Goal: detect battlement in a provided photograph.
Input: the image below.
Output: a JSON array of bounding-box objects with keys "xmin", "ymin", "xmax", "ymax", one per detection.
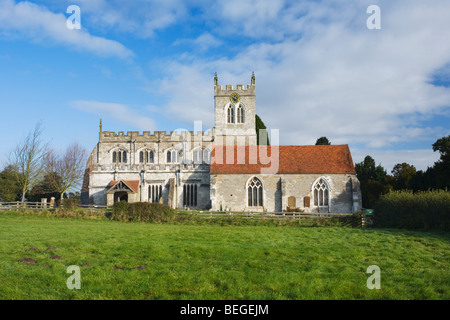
[
  {"xmin": 92, "ymin": 163, "xmax": 211, "ymax": 172},
  {"xmin": 213, "ymin": 72, "xmax": 255, "ymax": 95},
  {"xmin": 100, "ymin": 129, "xmax": 214, "ymax": 142},
  {"xmin": 215, "ymin": 84, "xmax": 255, "ymax": 91}
]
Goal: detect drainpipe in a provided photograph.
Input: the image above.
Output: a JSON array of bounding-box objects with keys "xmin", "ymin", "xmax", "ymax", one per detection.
[
  {"xmin": 140, "ymin": 170, "xmax": 144, "ymax": 202},
  {"xmin": 133, "ymin": 140, "xmax": 137, "ymax": 165},
  {"xmin": 175, "ymin": 169, "xmax": 180, "ymax": 209}
]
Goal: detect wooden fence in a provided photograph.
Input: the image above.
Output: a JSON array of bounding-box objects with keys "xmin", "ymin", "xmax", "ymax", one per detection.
[
  {"xmin": 0, "ymin": 202, "xmax": 108, "ymax": 211},
  {"xmin": 182, "ymin": 211, "xmax": 353, "ymax": 221},
  {"xmin": 0, "ymin": 202, "xmax": 367, "ymax": 224}
]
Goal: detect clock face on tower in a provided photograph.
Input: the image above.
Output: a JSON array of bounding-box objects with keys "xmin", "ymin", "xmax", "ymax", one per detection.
[{"xmin": 230, "ymin": 92, "xmax": 240, "ymax": 104}]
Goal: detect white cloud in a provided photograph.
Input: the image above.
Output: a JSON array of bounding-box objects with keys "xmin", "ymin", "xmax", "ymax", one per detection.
[
  {"xmin": 0, "ymin": 0, "xmax": 133, "ymax": 59},
  {"xmin": 173, "ymin": 33, "xmax": 223, "ymax": 51},
  {"xmin": 148, "ymin": 0, "xmax": 450, "ymax": 158},
  {"xmin": 71, "ymin": 0, "xmax": 187, "ymax": 38},
  {"xmin": 71, "ymin": 100, "xmax": 156, "ymax": 131}
]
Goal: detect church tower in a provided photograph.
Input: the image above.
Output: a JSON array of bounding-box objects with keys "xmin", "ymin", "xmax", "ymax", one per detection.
[{"xmin": 213, "ymin": 72, "xmax": 257, "ymax": 146}]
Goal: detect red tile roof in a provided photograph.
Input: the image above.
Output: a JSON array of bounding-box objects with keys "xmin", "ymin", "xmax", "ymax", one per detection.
[
  {"xmin": 109, "ymin": 180, "xmax": 140, "ymax": 193},
  {"xmin": 210, "ymin": 145, "xmax": 356, "ymax": 174}
]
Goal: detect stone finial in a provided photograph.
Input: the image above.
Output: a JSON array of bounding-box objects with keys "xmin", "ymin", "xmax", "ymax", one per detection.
[
  {"xmin": 251, "ymin": 71, "xmax": 255, "ymax": 85},
  {"xmin": 214, "ymin": 72, "xmax": 218, "ymax": 86}
]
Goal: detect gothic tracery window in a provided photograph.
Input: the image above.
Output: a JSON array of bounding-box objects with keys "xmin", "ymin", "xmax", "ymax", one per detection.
[
  {"xmin": 248, "ymin": 177, "xmax": 263, "ymax": 207},
  {"xmin": 313, "ymin": 178, "xmax": 329, "ymax": 207}
]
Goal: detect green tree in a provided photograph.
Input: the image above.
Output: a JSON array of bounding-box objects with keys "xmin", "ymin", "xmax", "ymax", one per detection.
[
  {"xmin": 432, "ymin": 135, "xmax": 450, "ymax": 161},
  {"xmin": 255, "ymin": 114, "xmax": 270, "ymax": 145},
  {"xmin": 0, "ymin": 165, "xmax": 22, "ymax": 202},
  {"xmin": 431, "ymin": 135, "xmax": 450, "ymax": 189},
  {"xmin": 355, "ymin": 155, "xmax": 387, "ymax": 184},
  {"xmin": 315, "ymin": 137, "xmax": 331, "ymax": 145},
  {"xmin": 391, "ymin": 162, "xmax": 417, "ymax": 190},
  {"xmin": 355, "ymin": 155, "xmax": 389, "ymax": 208},
  {"xmin": 27, "ymin": 172, "xmax": 61, "ymax": 202}
]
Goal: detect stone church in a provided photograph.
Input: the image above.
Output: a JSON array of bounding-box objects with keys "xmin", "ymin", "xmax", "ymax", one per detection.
[{"xmin": 81, "ymin": 73, "xmax": 362, "ymax": 213}]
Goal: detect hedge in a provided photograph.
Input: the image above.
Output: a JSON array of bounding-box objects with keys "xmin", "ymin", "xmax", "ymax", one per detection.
[
  {"xmin": 373, "ymin": 190, "xmax": 450, "ymax": 231},
  {"xmin": 111, "ymin": 202, "xmax": 176, "ymax": 223}
]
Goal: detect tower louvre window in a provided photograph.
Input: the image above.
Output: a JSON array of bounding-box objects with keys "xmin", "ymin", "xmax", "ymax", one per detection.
[
  {"xmin": 237, "ymin": 104, "xmax": 244, "ymax": 123},
  {"xmin": 227, "ymin": 104, "xmax": 234, "ymax": 124}
]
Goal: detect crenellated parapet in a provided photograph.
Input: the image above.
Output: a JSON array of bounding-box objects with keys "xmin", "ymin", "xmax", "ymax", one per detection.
[
  {"xmin": 100, "ymin": 129, "xmax": 214, "ymax": 143},
  {"xmin": 214, "ymin": 71, "xmax": 255, "ymax": 96},
  {"xmin": 214, "ymin": 84, "xmax": 255, "ymax": 98},
  {"xmin": 91, "ymin": 163, "xmax": 210, "ymax": 173}
]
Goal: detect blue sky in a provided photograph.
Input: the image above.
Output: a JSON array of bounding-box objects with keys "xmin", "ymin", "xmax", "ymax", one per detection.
[{"xmin": 0, "ymin": 0, "xmax": 449, "ymax": 173}]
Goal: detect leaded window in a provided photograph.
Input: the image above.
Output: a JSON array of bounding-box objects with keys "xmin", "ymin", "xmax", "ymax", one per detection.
[
  {"xmin": 148, "ymin": 184, "xmax": 162, "ymax": 203},
  {"xmin": 112, "ymin": 150, "xmax": 127, "ymax": 164},
  {"xmin": 140, "ymin": 150, "xmax": 154, "ymax": 164},
  {"xmin": 183, "ymin": 183, "xmax": 197, "ymax": 207},
  {"xmin": 167, "ymin": 149, "xmax": 179, "ymax": 163},
  {"xmin": 193, "ymin": 148, "xmax": 211, "ymax": 164}
]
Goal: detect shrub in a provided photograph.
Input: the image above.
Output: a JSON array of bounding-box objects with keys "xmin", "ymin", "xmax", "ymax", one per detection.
[
  {"xmin": 55, "ymin": 197, "xmax": 80, "ymax": 215},
  {"xmin": 110, "ymin": 202, "xmax": 176, "ymax": 223},
  {"xmin": 111, "ymin": 201, "xmax": 129, "ymax": 220},
  {"xmin": 373, "ymin": 189, "xmax": 450, "ymax": 231}
]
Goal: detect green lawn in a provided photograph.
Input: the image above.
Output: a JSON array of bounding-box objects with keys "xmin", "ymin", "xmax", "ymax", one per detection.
[{"xmin": 0, "ymin": 212, "xmax": 449, "ymax": 300}]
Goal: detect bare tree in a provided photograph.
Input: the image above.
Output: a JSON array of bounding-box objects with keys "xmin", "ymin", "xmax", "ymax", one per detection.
[
  {"xmin": 8, "ymin": 122, "xmax": 48, "ymax": 202},
  {"xmin": 45, "ymin": 143, "xmax": 87, "ymax": 201}
]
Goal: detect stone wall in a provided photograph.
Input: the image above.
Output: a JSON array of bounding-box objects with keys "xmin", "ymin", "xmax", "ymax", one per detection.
[{"xmin": 211, "ymin": 173, "xmax": 362, "ymax": 213}]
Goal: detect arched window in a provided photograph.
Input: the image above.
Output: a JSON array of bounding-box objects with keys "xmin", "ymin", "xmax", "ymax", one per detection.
[
  {"xmin": 193, "ymin": 148, "xmax": 211, "ymax": 164},
  {"xmin": 237, "ymin": 104, "xmax": 244, "ymax": 123},
  {"xmin": 248, "ymin": 177, "xmax": 263, "ymax": 207},
  {"xmin": 227, "ymin": 104, "xmax": 234, "ymax": 123},
  {"xmin": 313, "ymin": 178, "xmax": 329, "ymax": 207},
  {"xmin": 167, "ymin": 149, "xmax": 179, "ymax": 163},
  {"xmin": 140, "ymin": 150, "xmax": 155, "ymax": 164},
  {"xmin": 193, "ymin": 149, "xmax": 202, "ymax": 164},
  {"xmin": 149, "ymin": 150, "xmax": 154, "ymax": 163},
  {"xmin": 203, "ymin": 148, "xmax": 211, "ymax": 164},
  {"xmin": 112, "ymin": 149, "xmax": 127, "ymax": 164}
]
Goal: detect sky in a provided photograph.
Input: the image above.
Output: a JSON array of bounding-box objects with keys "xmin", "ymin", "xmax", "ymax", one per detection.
[{"xmin": 0, "ymin": 0, "xmax": 449, "ymax": 173}]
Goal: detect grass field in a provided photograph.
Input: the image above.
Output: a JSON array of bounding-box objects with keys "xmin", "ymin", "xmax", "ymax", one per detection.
[{"xmin": 0, "ymin": 212, "xmax": 449, "ymax": 300}]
